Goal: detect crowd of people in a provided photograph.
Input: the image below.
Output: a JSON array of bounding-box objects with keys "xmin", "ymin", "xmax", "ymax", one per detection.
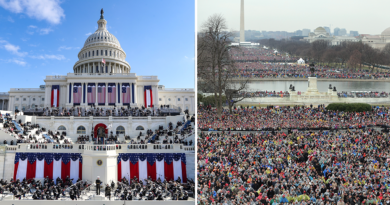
[
  {"xmin": 237, "ymin": 91, "xmax": 291, "ymax": 98},
  {"xmin": 338, "ymin": 91, "xmax": 389, "ymax": 98},
  {"xmin": 198, "ymin": 105, "xmax": 390, "ymax": 131},
  {"xmin": 110, "ymin": 176, "xmax": 194, "ymax": 200},
  {"xmin": 0, "ymin": 176, "xmax": 86, "ymax": 200},
  {"xmin": 0, "ymin": 176, "xmax": 194, "ymax": 201},
  {"xmin": 0, "ymin": 116, "xmax": 59, "ymax": 145},
  {"xmin": 40, "ymin": 105, "xmax": 177, "ymax": 117},
  {"xmin": 230, "ymin": 47, "xmax": 297, "ymax": 62},
  {"xmin": 233, "ymin": 64, "xmax": 390, "ymax": 80},
  {"xmin": 197, "ymin": 103, "xmax": 390, "ymax": 204},
  {"xmin": 229, "ymin": 48, "xmax": 390, "ymax": 80}
]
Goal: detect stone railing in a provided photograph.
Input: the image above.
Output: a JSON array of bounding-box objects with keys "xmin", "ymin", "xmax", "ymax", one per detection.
[
  {"xmin": 6, "ymin": 145, "xmax": 17, "ymax": 151},
  {"xmin": 183, "ymin": 146, "xmax": 195, "ymax": 152},
  {"xmin": 6, "ymin": 143, "xmax": 193, "ymax": 154},
  {"xmin": 10, "ymin": 88, "xmax": 44, "ymax": 91},
  {"xmin": 67, "ymin": 73, "xmax": 136, "ymax": 77},
  {"xmin": 0, "ymin": 92, "xmax": 9, "ymax": 95},
  {"xmin": 139, "ymin": 76, "xmax": 158, "ymax": 80},
  {"xmin": 45, "ymin": 75, "xmax": 66, "ymax": 80},
  {"xmin": 160, "ymin": 88, "xmax": 194, "ymax": 91}
]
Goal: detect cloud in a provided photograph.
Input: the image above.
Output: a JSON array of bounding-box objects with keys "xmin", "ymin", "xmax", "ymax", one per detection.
[
  {"xmin": 184, "ymin": 56, "xmax": 194, "ymax": 60},
  {"xmin": 21, "ymin": 38, "xmax": 29, "ymax": 41},
  {"xmin": 30, "ymin": 54, "xmax": 65, "ymax": 60},
  {"xmin": 27, "ymin": 25, "xmax": 53, "ymax": 35},
  {"xmin": 10, "ymin": 59, "xmax": 26, "ymax": 66},
  {"xmin": 7, "ymin": 16, "xmax": 14, "ymax": 22},
  {"xmin": 0, "ymin": 0, "xmax": 65, "ymax": 24},
  {"xmin": 0, "ymin": 40, "xmax": 27, "ymax": 56},
  {"xmin": 58, "ymin": 46, "xmax": 79, "ymax": 51},
  {"xmin": 39, "ymin": 28, "xmax": 53, "ymax": 35},
  {"xmin": 85, "ymin": 32, "xmax": 92, "ymax": 36}
]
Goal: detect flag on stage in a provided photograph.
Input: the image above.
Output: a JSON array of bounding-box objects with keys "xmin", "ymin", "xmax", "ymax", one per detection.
[
  {"xmin": 144, "ymin": 86, "xmax": 153, "ymax": 107},
  {"xmin": 117, "ymin": 153, "xmax": 187, "ymax": 183},
  {"xmin": 108, "ymin": 83, "xmax": 116, "ymax": 105},
  {"xmin": 122, "ymin": 83, "xmax": 131, "ymax": 105},
  {"xmin": 14, "ymin": 152, "xmax": 82, "ymax": 182},
  {"xmin": 51, "ymin": 85, "xmax": 60, "ymax": 107},
  {"xmin": 87, "ymin": 83, "xmax": 96, "ymax": 105}
]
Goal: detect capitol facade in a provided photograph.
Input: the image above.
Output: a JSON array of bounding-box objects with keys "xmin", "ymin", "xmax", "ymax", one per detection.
[
  {"xmin": 0, "ymin": 11, "xmax": 195, "ymax": 115},
  {"xmin": 0, "ymin": 11, "xmax": 195, "ymax": 203}
]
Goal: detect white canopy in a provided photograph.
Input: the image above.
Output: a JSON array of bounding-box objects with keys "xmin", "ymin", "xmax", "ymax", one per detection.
[{"xmin": 297, "ymin": 58, "xmax": 305, "ymax": 64}]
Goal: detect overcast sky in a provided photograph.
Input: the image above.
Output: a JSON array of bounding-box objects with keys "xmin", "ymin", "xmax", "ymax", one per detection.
[{"xmin": 198, "ymin": 0, "xmax": 390, "ymax": 34}]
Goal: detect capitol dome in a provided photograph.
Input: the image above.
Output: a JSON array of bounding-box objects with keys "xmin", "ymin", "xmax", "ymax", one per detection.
[
  {"xmin": 73, "ymin": 9, "xmax": 130, "ymax": 74},
  {"xmin": 381, "ymin": 27, "xmax": 390, "ymax": 36},
  {"xmin": 314, "ymin": 27, "xmax": 327, "ymax": 34}
]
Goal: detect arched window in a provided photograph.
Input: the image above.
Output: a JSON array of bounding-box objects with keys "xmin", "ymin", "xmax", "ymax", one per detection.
[
  {"xmin": 96, "ymin": 50, "xmax": 99, "ymax": 56},
  {"xmin": 77, "ymin": 126, "xmax": 86, "ymax": 134},
  {"xmin": 89, "ymin": 51, "xmax": 90, "ymax": 57},
  {"xmin": 116, "ymin": 126, "xmax": 125, "ymax": 134},
  {"xmin": 58, "ymin": 126, "xmax": 66, "ymax": 131},
  {"xmin": 136, "ymin": 126, "xmax": 144, "ymax": 130}
]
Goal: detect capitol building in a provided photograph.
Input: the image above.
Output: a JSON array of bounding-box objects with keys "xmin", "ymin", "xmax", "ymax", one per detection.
[
  {"xmin": 0, "ymin": 11, "xmax": 195, "ymax": 203},
  {"xmin": 1, "ymin": 11, "xmax": 194, "ymax": 114}
]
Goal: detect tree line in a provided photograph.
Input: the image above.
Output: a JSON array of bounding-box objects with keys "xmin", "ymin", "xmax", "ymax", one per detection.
[{"xmin": 260, "ymin": 39, "xmax": 390, "ymax": 70}]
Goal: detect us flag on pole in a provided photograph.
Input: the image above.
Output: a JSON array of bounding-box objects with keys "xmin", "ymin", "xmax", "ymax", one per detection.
[{"xmin": 102, "ymin": 58, "xmax": 106, "ymax": 64}]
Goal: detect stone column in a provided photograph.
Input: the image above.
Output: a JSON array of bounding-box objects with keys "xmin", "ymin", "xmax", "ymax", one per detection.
[
  {"xmin": 152, "ymin": 85, "xmax": 158, "ymax": 107},
  {"xmin": 93, "ymin": 62, "xmax": 95, "ymax": 74},
  {"xmin": 70, "ymin": 83, "xmax": 74, "ymax": 105},
  {"xmin": 2, "ymin": 100, "xmax": 4, "ymax": 110},
  {"xmin": 133, "ymin": 83, "xmax": 137, "ymax": 106},
  {"xmin": 118, "ymin": 83, "xmax": 123, "ymax": 106},
  {"xmin": 62, "ymin": 85, "xmax": 67, "ymax": 107},
  {"xmin": 137, "ymin": 85, "xmax": 143, "ymax": 107},
  {"xmin": 81, "ymin": 83, "xmax": 84, "ymax": 106},
  {"xmin": 66, "ymin": 83, "xmax": 70, "ymax": 107},
  {"xmin": 46, "ymin": 85, "xmax": 52, "ymax": 108},
  {"xmin": 105, "ymin": 82, "xmax": 108, "ymax": 106},
  {"xmin": 182, "ymin": 95, "xmax": 185, "ymax": 111}
]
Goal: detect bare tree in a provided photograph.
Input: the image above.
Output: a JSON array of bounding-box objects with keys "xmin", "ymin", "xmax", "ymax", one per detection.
[
  {"xmin": 198, "ymin": 14, "xmax": 249, "ymax": 117},
  {"xmin": 311, "ymin": 40, "xmax": 329, "ymax": 64},
  {"xmin": 348, "ymin": 50, "xmax": 362, "ymax": 69}
]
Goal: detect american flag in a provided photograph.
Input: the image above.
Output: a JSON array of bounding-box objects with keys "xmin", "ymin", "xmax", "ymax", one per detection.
[{"xmin": 102, "ymin": 58, "xmax": 106, "ymax": 64}]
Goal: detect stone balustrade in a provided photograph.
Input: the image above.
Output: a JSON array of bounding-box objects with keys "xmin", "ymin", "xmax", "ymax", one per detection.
[{"xmin": 8, "ymin": 143, "xmax": 194, "ymax": 154}]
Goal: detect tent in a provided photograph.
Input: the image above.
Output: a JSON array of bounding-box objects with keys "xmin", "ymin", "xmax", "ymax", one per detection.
[{"xmin": 297, "ymin": 58, "xmax": 305, "ymax": 64}]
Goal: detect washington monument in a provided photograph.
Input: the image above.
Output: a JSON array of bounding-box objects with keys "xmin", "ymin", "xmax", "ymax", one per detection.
[{"xmin": 240, "ymin": 0, "xmax": 245, "ymax": 42}]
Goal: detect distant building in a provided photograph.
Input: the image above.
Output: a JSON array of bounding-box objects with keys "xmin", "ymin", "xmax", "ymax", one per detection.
[
  {"xmin": 323, "ymin": 27, "xmax": 331, "ymax": 35},
  {"xmin": 339, "ymin": 28, "xmax": 347, "ymax": 36},
  {"xmin": 295, "ymin": 30, "xmax": 302, "ymax": 36},
  {"xmin": 301, "ymin": 27, "xmax": 358, "ymax": 45},
  {"xmin": 359, "ymin": 27, "xmax": 390, "ymax": 50},
  {"xmin": 302, "ymin": 29, "xmax": 310, "ymax": 36},
  {"xmin": 334, "ymin": 27, "xmax": 340, "ymax": 36},
  {"xmin": 350, "ymin": 31, "xmax": 359, "ymax": 37}
]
